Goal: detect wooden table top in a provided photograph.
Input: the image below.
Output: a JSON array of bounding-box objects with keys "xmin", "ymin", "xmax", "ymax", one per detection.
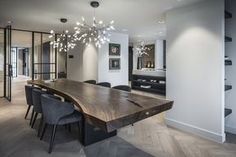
[{"xmin": 28, "ymin": 79, "xmax": 173, "ymax": 132}]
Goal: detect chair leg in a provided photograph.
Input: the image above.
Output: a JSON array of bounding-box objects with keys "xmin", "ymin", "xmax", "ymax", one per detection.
[
  {"xmin": 29, "ymin": 109, "xmax": 35, "ymax": 126},
  {"xmin": 48, "ymin": 125, "xmax": 57, "ymax": 154},
  {"xmin": 31, "ymin": 112, "xmax": 38, "ymax": 128},
  {"xmin": 24, "ymin": 105, "xmax": 31, "ymax": 119},
  {"xmin": 40, "ymin": 123, "xmax": 47, "ymax": 140},
  {"xmin": 37, "ymin": 115, "xmax": 43, "ymax": 137}
]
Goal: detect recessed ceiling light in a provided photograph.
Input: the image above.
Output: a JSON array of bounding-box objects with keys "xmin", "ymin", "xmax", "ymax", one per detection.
[
  {"xmin": 158, "ymin": 32, "xmax": 164, "ymax": 36},
  {"xmin": 158, "ymin": 21, "xmax": 165, "ymax": 24}
]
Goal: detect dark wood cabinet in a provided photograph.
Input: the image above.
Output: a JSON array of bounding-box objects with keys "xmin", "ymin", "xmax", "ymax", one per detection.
[{"xmin": 131, "ymin": 74, "xmax": 166, "ymax": 95}]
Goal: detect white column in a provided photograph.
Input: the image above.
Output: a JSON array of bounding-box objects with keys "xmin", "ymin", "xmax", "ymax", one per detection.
[{"xmin": 155, "ymin": 40, "xmax": 164, "ymax": 70}]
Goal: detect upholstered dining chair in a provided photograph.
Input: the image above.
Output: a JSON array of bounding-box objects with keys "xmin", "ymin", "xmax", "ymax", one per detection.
[
  {"xmin": 40, "ymin": 94, "xmax": 82, "ymax": 153},
  {"xmin": 25, "ymin": 85, "xmax": 40, "ymax": 125},
  {"xmin": 84, "ymin": 80, "xmax": 96, "ymax": 84},
  {"xmin": 25, "ymin": 85, "xmax": 34, "ymax": 119},
  {"xmin": 32, "ymin": 88, "xmax": 47, "ymax": 134},
  {"xmin": 112, "ymin": 85, "xmax": 131, "ymax": 92},
  {"xmin": 96, "ymin": 82, "xmax": 111, "ymax": 88}
]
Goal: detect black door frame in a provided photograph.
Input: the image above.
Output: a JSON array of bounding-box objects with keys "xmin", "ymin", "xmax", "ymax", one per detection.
[{"xmin": 4, "ymin": 25, "xmax": 12, "ymax": 101}]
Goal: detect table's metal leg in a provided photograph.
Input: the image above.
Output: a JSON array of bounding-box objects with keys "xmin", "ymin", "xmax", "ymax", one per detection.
[{"xmin": 80, "ymin": 119, "xmax": 117, "ymax": 146}]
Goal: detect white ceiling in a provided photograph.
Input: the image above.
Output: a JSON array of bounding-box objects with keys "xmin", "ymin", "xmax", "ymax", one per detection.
[{"xmin": 0, "ymin": 0, "xmax": 203, "ymax": 43}]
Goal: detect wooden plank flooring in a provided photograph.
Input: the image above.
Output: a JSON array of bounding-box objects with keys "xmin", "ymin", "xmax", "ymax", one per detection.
[{"xmin": 0, "ymin": 76, "xmax": 236, "ymax": 157}]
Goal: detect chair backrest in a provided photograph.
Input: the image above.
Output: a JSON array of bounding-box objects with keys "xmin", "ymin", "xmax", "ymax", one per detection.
[
  {"xmin": 25, "ymin": 85, "xmax": 34, "ymax": 106},
  {"xmin": 96, "ymin": 82, "xmax": 111, "ymax": 88},
  {"xmin": 41, "ymin": 94, "xmax": 74, "ymax": 125},
  {"xmin": 84, "ymin": 80, "xmax": 96, "ymax": 84},
  {"xmin": 32, "ymin": 88, "xmax": 47, "ymax": 113},
  {"xmin": 112, "ymin": 85, "xmax": 131, "ymax": 92}
]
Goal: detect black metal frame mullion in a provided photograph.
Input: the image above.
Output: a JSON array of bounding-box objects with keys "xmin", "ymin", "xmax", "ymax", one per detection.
[
  {"xmin": 32, "ymin": 32, "xmax": 34, "ymax": 80},
  {"xmin": 55, "ymin": 35, "xmax": 58, "ymax": 79},
  {"xmin": 9, "ymin": 25, "xmax": 12, "ymax": 101},
  {"xmin": 3, "ymin": 28, "xmax": 6, "ymax": 98}
]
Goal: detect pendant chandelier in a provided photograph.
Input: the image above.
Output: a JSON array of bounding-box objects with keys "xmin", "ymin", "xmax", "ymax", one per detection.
[
  {"xmin": 73, "ymin": 1, "xmax": 115, "ymax": 48},
  {"xmin": 134, "ymin": 41, "xmax": 151, "ymax": 57},
  {"xmin": 49, "ymin": 18, "xmax": 76, "ymax": 52}
]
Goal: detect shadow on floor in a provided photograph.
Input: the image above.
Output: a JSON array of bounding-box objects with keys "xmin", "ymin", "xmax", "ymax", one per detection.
[
  {"xmin": 32, "ymin": 120, "xmax": 154, "ymax": 157},
  {"xmin": 226, "ymin": 132, "xmax": 236, "ymax": 144}
]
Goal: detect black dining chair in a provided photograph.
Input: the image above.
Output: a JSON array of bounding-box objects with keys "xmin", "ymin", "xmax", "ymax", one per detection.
[
  {"xmin": 32, "ymin": 89, "xmax": 61, "ymax": 136},
  {"xmin": 25, "ymin": 85, "xmax": 34, "ymax": 120},
  {"xmin": 31, "ymin": 88, "xmax": 47, "ymax": 134},
  {"xmin": 84, "ymin": 80, "xmax": 96, "ymax": 84},
  {"xmin": 96, "ymin": 82, "xmax": 111, "ymax": 88},
  {"xmin": 112, "ymin": 85, "xmax": 131, "ymax": 92},
  {"xmin": 25, "ymin": 85, "xmax": 40, "ymax": 125},
  {"xmin": 40, "ymin": 94, "xmax": 82, "ymax": 154}
]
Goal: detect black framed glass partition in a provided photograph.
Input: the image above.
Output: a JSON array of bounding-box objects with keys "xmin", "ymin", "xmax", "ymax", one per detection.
[
  {"xmin": 0, "ymin": 29, "xmax": 4, "ymax": 97},
  {"xmin": 4, "ymin": 25, "xmax": 12, "ymax": 101},
  {"xmin": 0, "ymin": 28, "xmax": 60, "ymax": 101},
  {"xmin": 11, "ymin": 30, "xmax": 32, "ymax": 79},
  {"xmin": 32, "ymin": 32, "xmax": 57, "ymax": 80},
  {"xmin": 11, "ymin": 47, "xmax": 17, "ymax": 78}
]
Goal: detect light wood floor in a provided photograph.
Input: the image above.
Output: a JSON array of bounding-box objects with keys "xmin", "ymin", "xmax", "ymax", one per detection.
[{"xmin": 0, "ymin": 76, "xmax": 236, "ymax": 157}]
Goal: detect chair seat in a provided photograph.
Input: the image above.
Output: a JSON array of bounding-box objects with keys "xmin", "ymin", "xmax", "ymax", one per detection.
[{"xmin": 58, "ymin": 111, "xmax": 82, "ymax": 125}]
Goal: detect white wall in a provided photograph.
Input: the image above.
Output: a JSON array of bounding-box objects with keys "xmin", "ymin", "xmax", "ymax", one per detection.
[
  {"xmin": 165, "ymin": 0, "xmax": 225, "ymax": 142},
  {"xmin": 155, "ymin": 40, "xmax": 164, "ymax": 70},
  {"xmin": 67, "ymin": 32, "xmax": 128, "ymax": 86},
  {"xmin": 225, "ymin": 0, "xmax": 236, "ymax": 134},
  {"xmin": 67, "ymin": 42, "xmax": 98, "ymax": 82},
  {"xmin": 98, "ymin": 32, "xmax": 129, "ymax": 86}
]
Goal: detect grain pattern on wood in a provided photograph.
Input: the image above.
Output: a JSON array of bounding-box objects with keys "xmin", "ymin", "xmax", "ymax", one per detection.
[{"xmin": 28, "ymin": 79, "xmax": 173, "ymax": 132}]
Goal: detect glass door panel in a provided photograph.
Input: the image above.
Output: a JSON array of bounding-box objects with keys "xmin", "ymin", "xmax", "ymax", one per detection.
[
  {"xmin": 4, "ymin": 25, "xmax": 12, "ymax": 101},
  {"xmin": 0, "ymin": 29, "xmax": 4, "ymax": 97},
  {"xmin": 33, "ymin": 33, "xmax": 57, "ymax": 80}
]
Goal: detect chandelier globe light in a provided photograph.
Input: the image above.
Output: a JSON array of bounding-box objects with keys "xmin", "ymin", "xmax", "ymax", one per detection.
[
  {"xmin": 49, "ymin": 18, "xmax": 76, "ymax": 52},
  {"xmin": 73, "ymin": 1, "xmax": 115, "ymax": 48}
]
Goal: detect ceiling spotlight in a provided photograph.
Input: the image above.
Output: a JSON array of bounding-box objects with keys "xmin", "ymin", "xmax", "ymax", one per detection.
[
  {"xmin": 122, "ymin": 29, "xmax": 128, "ymax": 32},
  {"xmin": 158, "ymin": 20, "xmax": 165, "ymax": 24}
]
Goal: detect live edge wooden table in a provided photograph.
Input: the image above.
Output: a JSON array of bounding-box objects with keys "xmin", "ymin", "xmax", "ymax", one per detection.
[{"xmin": 28, "ymin": 79, "xmax": 174, "ymax": 146}]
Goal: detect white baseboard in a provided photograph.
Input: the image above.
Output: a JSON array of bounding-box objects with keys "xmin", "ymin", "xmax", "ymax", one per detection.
[
  {"xmin": 165, "ymin": 118, "xmax": 225, "ymax": 143},
  {"xmin": 225, "ymin": 125, "xmax": 236, "ymax": 134}
]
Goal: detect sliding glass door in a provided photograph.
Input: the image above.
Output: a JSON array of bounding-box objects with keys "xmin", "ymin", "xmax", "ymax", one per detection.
[{"xmin": 4, "ymin": 25, "xmax": 12, "ymax": 101}]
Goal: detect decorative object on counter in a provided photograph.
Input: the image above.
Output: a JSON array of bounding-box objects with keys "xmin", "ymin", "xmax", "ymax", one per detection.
[
  {"xmin": 49, "ymin": 18, "xmax": 76, "ymax": 52},
  {"xmin": 109, "ymin": 58, "xmax": 120, "ymax": 70},
  {"xmin": 73, "ymin": 1, "xmax": 115, "ymax": 48},
  {"xmin": 225, "ymin": 56, "xmax": 232, "ymax": 66},
  {"xmin": 109, "ymin": 43, "xmax": 121, "ymax": 56},
  {"xmin": 159, "ymin": 80, "xmax": 166, "ymax": 84},
  {"xmin": 140, "ymin": 85, "xmax": 151, "ymax": 89}
]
